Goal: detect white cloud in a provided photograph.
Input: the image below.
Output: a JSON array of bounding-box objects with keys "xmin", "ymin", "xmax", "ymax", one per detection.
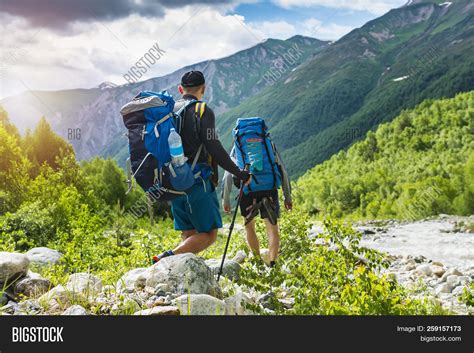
[
  {"xmin": 273, "ymin": 0, "xmax": 407, "ymax": 15},
  {"xmin": 0, "ymin": 4, "xmax": 358, "ymax": 98},
  {"xmin": 0, "ymin": 6, "xmax": 264, "ymax": 97},
  {"xmin": 302, "ymin": 18, "xmax": 353, "ymax": 40},
  {"xmin": 248, "ymin": 20, "xmax": 297, "ymax": 40}
]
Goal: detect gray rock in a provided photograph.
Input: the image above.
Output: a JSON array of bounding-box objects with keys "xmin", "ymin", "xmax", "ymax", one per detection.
[
  {"xmin": 452, "ymin": 286, "xmax": 467, "ymax": 296},
  {"xmin": 66, "ymin": 273, "xmax": 102, "ymax": 298},
  {"xmin": 416, "ymin": 264, "xmax": 432, "ymax": 277},
  {"xmin": 62, "ymin": 305, "xmax": 88, "ymax": 315},
  {"xmin": 224, "ymin": 292, "xmax": 254, "ymax": 315},
  {"xmin": 0, "ymin": 252, "xmax": 29, "ymax": 284},
  {"xmin": 110, "ymin": 297, "xmax": 141, "ymax": 315},
  {"xmin": 25, "ymin": 247, "xmax": 62, "ymax": 267},
  {"xmin": 435, "ymin": 283, "xmax": 453, "ymax": 295},
  {"xmin": 39, "ymin": 285, "xmax": 82, "ymax": 312},
  {"xmin": 445, "ymin": 268, "xmax": 463, "ymax": 277},
  {"xmin": 258, "ymin": 292, "xmax": 278, "ymax": 310},
  {"xmin": 446, "ymin": 275, "xmax": 459, "ymax": 287},
  {"xmin": 116, "ymin": 268, "xmax": 147, "ymax": 293},
  {"xmin": 232, "ymin": 250, "xmax": 247, "ymax": 264},
  {"xmin": 17, "ymin": 299, "xmax": 42, "ymax": 315},
  {"xmin": 134, "ymin": 306, "xmax": 180, "ymax": 316},
  {"xmin": 0, "ymin": 301, "xmax": 19, "ymax": 315},
  {"xmin": 144, "ymin": 254, "xmax": 222, "ymax": 298},
  {"xmin": 14, "ymin": 271, "xmax": 51, "ymax": 297},
  {"xmin": 431, "ymin": 265, "xmax": 445, "ymax": 278},
  {"xmin": 413, "ymin": 255, "xmax": 427, "ymax": 263},
  {"xmin": 154, "ymin": 283, "xmax": 170, "ymax": 296},
  {"xmin": 205, "ymin": 259, "xmax": 241, "ymax": 281},
  {"xmin": 175, "ymin": 294, "xmax": 226, "ymax": 315}
]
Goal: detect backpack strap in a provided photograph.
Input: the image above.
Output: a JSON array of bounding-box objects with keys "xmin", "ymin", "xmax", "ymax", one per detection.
[{"xmin": 192, "ymin": 102, "xmax": 209, "ymax": 169}]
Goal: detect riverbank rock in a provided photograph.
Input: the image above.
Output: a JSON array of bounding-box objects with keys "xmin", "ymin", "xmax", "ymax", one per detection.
[
  {"xmin": 39, "ymin": 285, "xmax": 85, "ymax": 313},
  {"xmin": 14, "ymin": 271, "xmax": 51, "ymax": 297},
  {"xmin": 174, "ymin": 294, "xmax": 226, "ymax": 315},
  {"xmin": 0, "ymin": 252, "xmax": 29, "ymax": 284},
  {"xmin": 25, "ymin": 247, "xmax": 62, "ymax": 267},
  {"xmin": 431, "ymin": 265, "xmax": 445, "ymax": 277},
  {"xmin": 144, "ymin": 254, "xmax": 222, "ymax": 298},
  {"xmin": 116, "ymin": 268, "xmax": 147, "ymax": 293},
  {"xmin": 62, "ymin": 305, "xmax": 88, "ymax": 315},
  {"xmin": 415, "ymin": 264, "xmax": 432, "ymax": 277},
  {"xmin": 205, "ymin": 259, "xmax": 241, "ymax": 281},
  {"xmin": 224, "ymin": 291, "xmax": 254, "ymax": 315},
  {"xmin": 65, "ymin": 273, "xmax": 102, "ymax": 298},
  {"xmin": 134, "ymin": 306, "xmax": 180, "ymax": 316},
  {"xmin": 232, "ymin": 250, "xmax": 247, "ymax": 264}
]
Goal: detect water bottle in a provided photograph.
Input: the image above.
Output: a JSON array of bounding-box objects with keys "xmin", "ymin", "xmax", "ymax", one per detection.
[{"xmin": 168, "ymin": 128, "xmax": 186, "ymax": 167}]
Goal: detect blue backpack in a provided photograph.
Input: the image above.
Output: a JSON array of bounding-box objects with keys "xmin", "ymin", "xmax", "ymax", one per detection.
[
  {"xmin": 233, "ymin": 117, "xmax": 282, "ymax": 195},
  {"xmin": 120, "ymin": 90, "xmax": 209, "ymax": 201}
]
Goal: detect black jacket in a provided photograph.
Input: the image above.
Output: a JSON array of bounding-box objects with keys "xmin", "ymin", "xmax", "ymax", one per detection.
[{"xmin": 175, "ymin": 94, "xmax": 246, "ymax": 185}]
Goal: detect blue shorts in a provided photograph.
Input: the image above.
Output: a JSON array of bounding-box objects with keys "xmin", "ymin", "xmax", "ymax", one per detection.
[{"xmin": 171, "ymin": 178, "xmax": 223, "ymax": 233}]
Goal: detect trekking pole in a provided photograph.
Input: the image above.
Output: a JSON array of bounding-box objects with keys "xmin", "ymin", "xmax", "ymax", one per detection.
[{"xmin": 217, "ymin": 165, "xmax": 249, "ymax": 281}]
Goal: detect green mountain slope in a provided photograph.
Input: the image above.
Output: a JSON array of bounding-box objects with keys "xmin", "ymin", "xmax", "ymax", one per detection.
[
  {"xmin": 295, "ymin": 91, "xmax": 474, "ymax": 219},
  {"xmin": 216, "ymin": 0, "xmax": 474, "ymax": 178}
]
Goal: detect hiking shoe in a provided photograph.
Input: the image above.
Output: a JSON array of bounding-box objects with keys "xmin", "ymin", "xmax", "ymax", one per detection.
[{"xmin": 152, "ymin": 250, "xmax": 174, "ymax": 264}]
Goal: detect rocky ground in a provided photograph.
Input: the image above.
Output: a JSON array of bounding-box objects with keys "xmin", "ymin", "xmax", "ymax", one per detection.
[
  {"xmin": 352, "ymin": 215, "xmax": 473, "ymax": 314},
  {"xmin": 1, "ymin": 215, "xmax": 472, "ymax": 315},
  {"xmin": 0, "ymin": 248, "xmax": 269, "ymax": 316}
]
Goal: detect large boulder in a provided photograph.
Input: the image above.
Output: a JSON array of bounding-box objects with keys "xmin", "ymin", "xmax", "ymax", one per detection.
[
  {"xmin": 0, "ymin": 252, "xmax": 29, "ymax": 284},
  {"xmin": 175, "ymin": 294, "xmax": 226, "ymax": 315},
  {"xmin": 205, "ymin": 259, "xmax": 241, "ymax": 281},
  {"xmin": 143, "ymin": 254, "xmax": 221, "ymax": 298},
  {"xmin": 14, "ymin": 271, "xmax": 51, "ymax": 297},
  {"xmin": 25, "ymin": 247, "xmax": 63, "ymax": 267},
  {"xmin": 116, "ymin": 268, "xmax": 147, "ymax": 293},
  {"xmin": 65, "ymin": 273, "xmax": 102, "ymax": 298}
]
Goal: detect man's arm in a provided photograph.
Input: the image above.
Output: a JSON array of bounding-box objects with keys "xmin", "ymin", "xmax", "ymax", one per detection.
[
  {"xmin": 199, "ymin": 106, "xmax": 249, "ymax": 181},
  {"xmin": 221, "ymin": 149, "xmax": 237, "ymax": 212}
]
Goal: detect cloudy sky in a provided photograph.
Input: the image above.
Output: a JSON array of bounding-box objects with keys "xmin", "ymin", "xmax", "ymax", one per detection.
[{"xmin": 0, "ymin": 0, "xmax": 407, "ymax": 98}]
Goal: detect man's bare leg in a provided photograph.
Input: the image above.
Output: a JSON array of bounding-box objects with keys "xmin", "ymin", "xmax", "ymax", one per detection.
[
  {"xmin": 181, "ymin": 230, "xmax": 197, "ymax": 242},
  {"xmin": 264, "ymin": 219, "xmax": 280, "ymax": 263},
  {"xmin": 173, "ymin": 228, "xmax": 218, "ymax": 255},
  {"xmin": 245, "ymin": 219, "xmax": 260, "ymax": 256}
]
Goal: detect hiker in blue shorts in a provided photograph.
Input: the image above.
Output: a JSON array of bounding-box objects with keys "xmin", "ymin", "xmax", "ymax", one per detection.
[{"xmin": 152, "ymin": 71, "xmax": 251, "ymax": 263}]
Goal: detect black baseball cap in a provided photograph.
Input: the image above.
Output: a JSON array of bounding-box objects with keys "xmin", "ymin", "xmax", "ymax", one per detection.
[{"xmin": 181, "ymin": 70, "xmax": 205, "ymax": 87}]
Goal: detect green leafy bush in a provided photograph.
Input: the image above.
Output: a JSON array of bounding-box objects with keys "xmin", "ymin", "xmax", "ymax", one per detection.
[{"xmin": 239, "ymin": 211, "xmax": 437, "ymax": 315}]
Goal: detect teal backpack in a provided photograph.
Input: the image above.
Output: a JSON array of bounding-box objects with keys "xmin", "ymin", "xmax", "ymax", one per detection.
[{"xmin": 233, "ymin": 117, "xmax": 282, "ymax": 194}]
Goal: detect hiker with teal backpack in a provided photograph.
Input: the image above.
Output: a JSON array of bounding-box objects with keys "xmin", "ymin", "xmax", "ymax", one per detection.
[
  {"xmin": 121, "ymin": 71, "xmax": 251, "ymax": 263},
  {"xmin": 222, "ymin": 118, "xmax": 292, "ymax": 267}
]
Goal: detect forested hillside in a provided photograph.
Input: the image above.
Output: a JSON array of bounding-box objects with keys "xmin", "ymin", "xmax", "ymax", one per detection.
[
  {"xmin": 217, "ymin": 0, "xmax": 474, "ymax": 178},
  {"xmin": 295, "ymin": 91, "xmax": 474, "ymax": 219}
]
